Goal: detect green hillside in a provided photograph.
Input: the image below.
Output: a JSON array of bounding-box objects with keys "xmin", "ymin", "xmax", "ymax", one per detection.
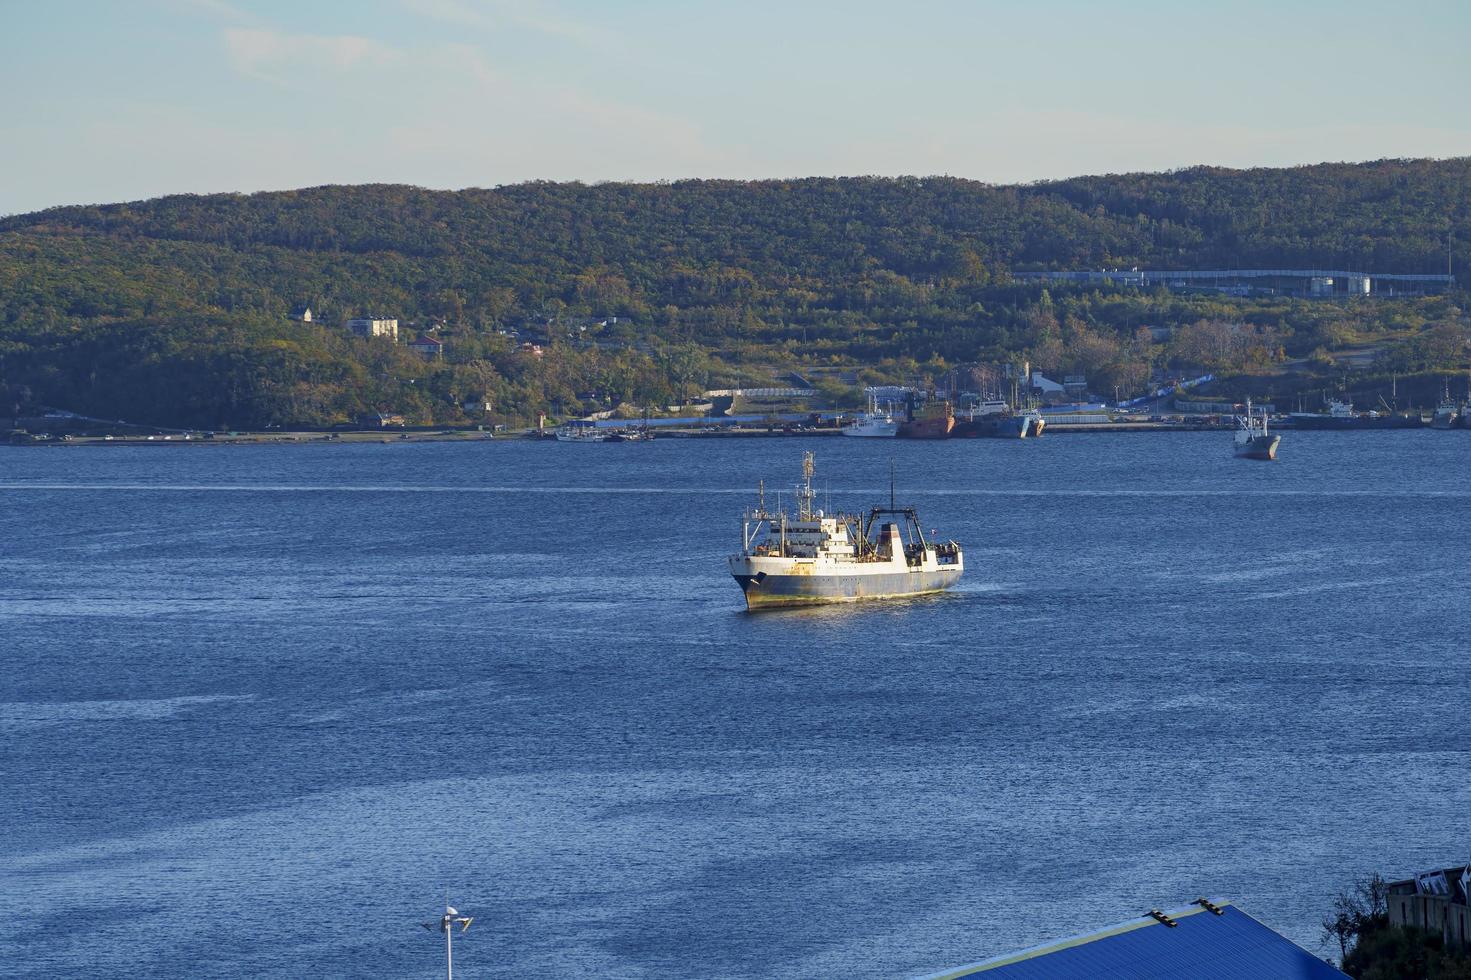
[{"xmin": 2, "ymin": 159, "xmax": 1469, "ymax": 428}]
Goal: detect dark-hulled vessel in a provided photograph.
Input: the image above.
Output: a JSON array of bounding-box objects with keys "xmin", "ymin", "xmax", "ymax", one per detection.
[
  {"xmin": 952, "ymin": 399, "xmax": 1026, "ymax": 439},
  {"xmin": 728, "ymin": 453, "xmax": 963, "ymax": 610},
  {"xmin": 1234, "ymin": 399, "xmax": 1280, "ymax": 460}
]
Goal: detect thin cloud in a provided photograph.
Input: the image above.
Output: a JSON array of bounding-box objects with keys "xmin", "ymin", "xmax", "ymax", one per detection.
[
  {"xmin": 158, "ymin": 0, "xmax": 255, "ymax": 24},
  {"xmin": 223, "ymin": 27, "xmax": 405, "ymax": 80},
  {"xmin": 401, "ymin": 0, "xmax": 619, "ymax": 49}
]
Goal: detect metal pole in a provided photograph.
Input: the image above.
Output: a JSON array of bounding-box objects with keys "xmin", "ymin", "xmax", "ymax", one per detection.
[{"xmin": 446, "ymin": 917, "xmax": 453, "ymax": 980}]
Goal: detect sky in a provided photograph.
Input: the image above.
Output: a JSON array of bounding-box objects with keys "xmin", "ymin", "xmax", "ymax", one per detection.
[{"xmin": 2, "ymin": 0, "xmax": 1470, "ymax": 215}]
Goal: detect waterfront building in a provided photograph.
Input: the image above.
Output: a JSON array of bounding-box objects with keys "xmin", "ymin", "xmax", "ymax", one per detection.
[{"xmin": 1387, "ymin": 865, "xmax": 1471, "ymax": 950}]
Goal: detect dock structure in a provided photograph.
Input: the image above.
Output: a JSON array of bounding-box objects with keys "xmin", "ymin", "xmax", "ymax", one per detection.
[{"xmin": 1014, "ymin": 268, "xmax": 1454, "ymax": 297}]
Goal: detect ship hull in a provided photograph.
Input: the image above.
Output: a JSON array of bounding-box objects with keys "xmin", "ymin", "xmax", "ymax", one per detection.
[
  {"xmin": 732, "ymin": 567, "xmax": 963, "ymax": 610},
  {"xmin": 952, "ymin": 415, "xmax": 1026, "ymax": 439},
  {"xmin": 841, "ymin": 420, "xmax": 898, "ymax": 437},
  {"xmin": 1235, "ymin": 434, "xmax": 1280, "ymax": 460},
  {"xmin": 896, "ymin": 416, "xmax": 954, "ymax": 439}
]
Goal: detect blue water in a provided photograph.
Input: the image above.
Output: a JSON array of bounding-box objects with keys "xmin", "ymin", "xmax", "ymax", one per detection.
[{"xmin": 3, "ymin": 432, "xmax": 1470, "ymax": 978}]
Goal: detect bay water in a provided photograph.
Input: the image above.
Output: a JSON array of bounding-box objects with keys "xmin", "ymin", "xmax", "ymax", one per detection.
[{"xmin": 3, "ymin": 431, "xmax": 1469, "ymax": 977}]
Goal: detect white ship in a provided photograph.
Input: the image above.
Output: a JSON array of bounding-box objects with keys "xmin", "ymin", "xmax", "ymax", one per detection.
[
  {"xmin": 841, "ymin": 395, "xmax": 898, "ymax": 437},
  {"xmin": 728, "ymin": 453, "xmax": 963, "ymax": 610}
]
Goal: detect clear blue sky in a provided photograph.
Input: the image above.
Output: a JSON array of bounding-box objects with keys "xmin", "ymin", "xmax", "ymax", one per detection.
[{"xmin": 3, "ymin": 0, "xmax": 1469, "ymax": 215}]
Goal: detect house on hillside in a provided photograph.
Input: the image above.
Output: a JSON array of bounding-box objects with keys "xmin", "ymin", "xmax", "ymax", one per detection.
[
  {"xmin": 346, "ymin": 317, "xmax": 399, "ymax": 342},
  {"xmin": 288, "ymin": 305, "xmax": 313, "ymax": 323},
  {"xmin": 408, "ymin": 334, "xmax": 444, "ymax": 361},
  {"xmin": 462, "ymin": 395, "xmax": 493, "ymax": 415}
]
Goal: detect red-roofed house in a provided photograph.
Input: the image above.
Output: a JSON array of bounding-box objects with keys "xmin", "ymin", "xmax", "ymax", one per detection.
[{"xmin": 408, "ymin": 334, "xmax": 444, "ymax": 361}]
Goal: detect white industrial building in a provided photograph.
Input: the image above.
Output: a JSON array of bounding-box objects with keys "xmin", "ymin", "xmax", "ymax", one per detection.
[{"xmin": 346, "ymin": 317, "xmax": 399, "ymax": 342}]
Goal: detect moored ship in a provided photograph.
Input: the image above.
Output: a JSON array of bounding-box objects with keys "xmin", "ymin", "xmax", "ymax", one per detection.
[
  {"xmin": 948, "ymin": 392, "xmax": 1046, "ymax": 439},
  {"xmin": 1286, "ymin": 398, "xmax": 1425, "ymax": 429},
  {"xmin": 1431, "ymin": 385, "xmax": 1459, "ymax": 429},
  {"xmin": 952, "ymin": 399, "xmax": 1025, "ymax": 439},
  {"xmin": 728, "ymin": 453, "xmax": 964, "ymax": 610},
  {"xmin": 896, "ymin": 395, "xmax": 955, "ymax": 439},
  {"xmin": 841, "ymin": 395, "xmax": 898, "ymax": 437}
]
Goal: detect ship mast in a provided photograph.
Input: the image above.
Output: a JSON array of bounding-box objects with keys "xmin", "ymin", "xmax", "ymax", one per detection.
[{"xmin": 797, "ymin": 451, "xmax": 816, "ymax": 520}]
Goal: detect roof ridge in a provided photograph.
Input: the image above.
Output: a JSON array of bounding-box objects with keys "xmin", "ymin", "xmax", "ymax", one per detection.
[{"xmin": 916, "ymin": 900, "xmax": 1236, "ymax": 979}]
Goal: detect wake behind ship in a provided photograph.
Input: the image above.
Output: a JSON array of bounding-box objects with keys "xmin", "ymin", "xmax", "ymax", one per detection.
[{"xmin": 728, "ymin": 453, "xmax": 963, "ymax": 610}]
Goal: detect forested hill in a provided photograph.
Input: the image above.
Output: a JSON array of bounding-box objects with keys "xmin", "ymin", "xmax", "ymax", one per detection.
[
  {"xmin": 1, "ymin": 159, "xmax": 1469, "ymax": 429},
  {"xmin": 7, "ymin": 158, "xmax": 1470, "ymax": 274}
]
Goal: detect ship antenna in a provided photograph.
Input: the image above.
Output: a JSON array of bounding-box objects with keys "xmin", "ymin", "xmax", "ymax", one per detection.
[
  {"xmin": 758, "ymin": 479, "xmax": 765, "ymax": 516},
  {"xmin": 799, "ymin": 451, "xmax": 816, "ymax": 520}
]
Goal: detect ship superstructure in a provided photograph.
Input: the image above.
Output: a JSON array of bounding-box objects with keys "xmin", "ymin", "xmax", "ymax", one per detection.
[{"xmin": 728, "ymin": 453, "xmax": 963, "ymax": 610}]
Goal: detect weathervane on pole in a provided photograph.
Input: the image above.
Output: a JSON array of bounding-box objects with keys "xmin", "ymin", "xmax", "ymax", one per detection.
[{"xmin": 422, "ymin": 902, "xmax": 473, "ymax": 980}]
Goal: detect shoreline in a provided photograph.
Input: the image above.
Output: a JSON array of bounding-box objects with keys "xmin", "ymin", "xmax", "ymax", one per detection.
[{"xmin": 6, "ymin": 418, "xmax": 1452, "ymax": 446}]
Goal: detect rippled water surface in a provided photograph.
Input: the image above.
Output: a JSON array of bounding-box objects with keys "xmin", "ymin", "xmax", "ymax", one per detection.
[{"xmin": 3, "ymin": 431, "xmax": 1470, "ymax": 977}]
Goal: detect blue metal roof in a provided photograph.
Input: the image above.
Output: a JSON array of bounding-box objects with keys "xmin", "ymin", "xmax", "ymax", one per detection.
[{"xmin": 922, "ymin": 902, "xmax": 1348, "ymax": 980}]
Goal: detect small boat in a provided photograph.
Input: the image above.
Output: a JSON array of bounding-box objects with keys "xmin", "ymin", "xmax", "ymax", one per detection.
[
  {"xmin": 555, "ymin": 420, "xmax": 610, "ymax": 442},
  {"xmin": 607, "ymin": 426, "xmax": 654, "ymax": 442},
  {"xmin": 1234, "ymin": 399, "xmax": 1280, "ymax": 460}
]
